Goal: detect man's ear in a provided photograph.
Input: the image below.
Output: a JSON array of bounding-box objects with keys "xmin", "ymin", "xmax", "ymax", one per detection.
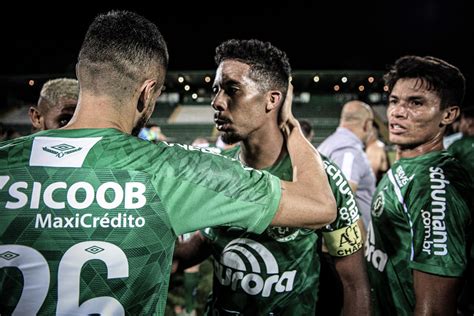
[
  {"xmin": 137, "ymin": 80, "xmax": 158, "ymax": 113},
  {"xmin": 441, "ymin": 106, "xmax": 460, "ymax": 126},
  {"xmin": 363, "ymin": 118, "xmax": 373, "ymax": 132},
  {"xmin": 29, "ymin": 106, "xmax": 43, "ymax": 130},
  {"xmin": 266, "ymin": 91, "xmax": 283, "ymax": 111}
]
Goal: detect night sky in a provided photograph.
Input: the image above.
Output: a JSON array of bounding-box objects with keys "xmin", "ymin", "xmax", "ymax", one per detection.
[{"xmin": 1, "ymin": 0, "xmax": 472, "ymax": 102}]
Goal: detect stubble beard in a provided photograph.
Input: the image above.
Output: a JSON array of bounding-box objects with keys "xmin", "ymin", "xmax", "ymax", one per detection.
[{"xmin": 221, "ymin": 131, "xmax": 242, "ymax": 145}]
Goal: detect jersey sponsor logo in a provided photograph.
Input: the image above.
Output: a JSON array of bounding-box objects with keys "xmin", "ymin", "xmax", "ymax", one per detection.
[
  {"xmin": 30, "ymin": 136, "xmax": 102, "ymax": 168},
  {"xmin": 42, "ymin": 143, "xmax": 82, "ymax": 158},
  {"xmin": 323, "ymin": 160, "xmax": 359, "ymax": 224},
  {"xmin": 0, "ymin": 176, "xmax": 146, "ymax": 210},
  {"xmin": 394, "ymin": 165, "xmax": 414, "ymax": 188},
  {"xmin": 323, "ymin": 222, "xmax": 363, "ymax": 256},
  {"xmin": 214, "ymin": 238, "xmax": 296, "ymax": 297},
  {"xmin": 372, "ymin": 191, "xmax": 385, "ymax": 217},
  {"xmin": 422, "ymin": 166, "xmax": 449, "ymax": 256},
  {"xmin": 35, "ymin": 212, "xmax": 145, "ymax": 229},
  {"xmin": 364, "ymin": 221, "xmax": 388, "ymax": 272}
]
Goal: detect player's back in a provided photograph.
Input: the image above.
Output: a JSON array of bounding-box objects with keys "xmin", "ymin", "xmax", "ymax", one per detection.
[
  {"xmin": 1, "ymin": 128, "xmax": 281, "ymax": 315},
  {"xmin": 0, "ymin": 128, "xmax": 180, "ymax": 315}
]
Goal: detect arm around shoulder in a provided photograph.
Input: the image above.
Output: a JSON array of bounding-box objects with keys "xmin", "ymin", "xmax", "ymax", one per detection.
[{"xmin": 273, "ymin": 83, "xmax": 337, "ymax": 229}]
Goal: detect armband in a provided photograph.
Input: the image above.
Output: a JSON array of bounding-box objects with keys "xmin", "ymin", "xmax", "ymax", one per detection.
[{"xmin": 322, "ymin": 222, "xmax": 362, "ymax": 257}]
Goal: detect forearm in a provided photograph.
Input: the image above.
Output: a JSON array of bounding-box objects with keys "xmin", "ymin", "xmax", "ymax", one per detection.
[
  {"xmin": 277, "ymin": 123, "xmax": 336, "ymax": 229},
  {"xmin": 413, "ymin": 270, "xmax": 461, "ymax": 315},
  {"xmin": 340, "ymin": 277, "xmax": 371, "ymax": 316},
  {"xmin": 334, "ymin": 250, "xmax": 371, "ymax": 316},
  {"xmin": 174, "ymin": 231, "xmax": 212, "ymax": 271}
]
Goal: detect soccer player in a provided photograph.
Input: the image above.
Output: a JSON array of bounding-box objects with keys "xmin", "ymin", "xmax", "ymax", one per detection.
[
  {"xmin": 0, "ymin": 11, "xmax": 337, "ymax": 315},
  {"xmin": 174, "ymin": 39, "xmax": 370, "ymax": 315},
  {"xmin": 29, "ymin": 78, "xmax": 79, "ymax": 132},
  {"xmin": 365, "ymin": 55, "xmax": 473, "ymax": 315}
]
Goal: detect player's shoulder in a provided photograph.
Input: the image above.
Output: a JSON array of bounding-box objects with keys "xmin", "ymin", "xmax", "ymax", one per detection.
[
  {"xmin": 0, "ymin": 134, "xmax": 35, "ymax": 167},
  {"xmin": 398, "ymin": 151, "xmax": 466, "ymax": 187}
]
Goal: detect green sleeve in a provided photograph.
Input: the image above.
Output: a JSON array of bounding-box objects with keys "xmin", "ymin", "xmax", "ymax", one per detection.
[
  {"xmin": 408, "ymin": 168, "xmax": 471, "ymax": 277},
  {"xmin": 153, "ymin": 144, "xmax": 281, "ymax": 236}
]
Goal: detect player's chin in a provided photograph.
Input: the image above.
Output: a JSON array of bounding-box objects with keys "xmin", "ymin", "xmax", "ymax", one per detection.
[
  {"xmin": 390, "ymin": 136, "xmax": 422, "ymax": 149},
  {"xmin": 221, "ymin": 131, "xmax": 242, "ymax": 145},
  {"xmin": 388, "ymin": 133, "xmax": 408, "ymax": 144}
]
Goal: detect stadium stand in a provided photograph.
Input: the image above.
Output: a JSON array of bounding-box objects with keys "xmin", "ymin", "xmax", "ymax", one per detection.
[{"xmin": 0, "ymin": 70, "xmax": 387, "ymax": 145}]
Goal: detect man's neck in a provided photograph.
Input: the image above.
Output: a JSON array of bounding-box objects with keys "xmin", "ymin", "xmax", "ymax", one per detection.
[
  {"xmin": 64, "ymin": 95, "xmax": 132, "ymax": 133},
  {"xmin": 396, "ymin": 137, "xmax": 444, "ymax": 159},
  {"xmin": 239, "ymin": 128, "xmax": 286, "ymax": 170}
]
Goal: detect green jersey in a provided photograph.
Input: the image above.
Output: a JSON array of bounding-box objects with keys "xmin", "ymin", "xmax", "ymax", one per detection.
[
  {"xmin": 365, "ymin": 151, "xmax": 473, "ymax": 316},
  {"xmin": 448, "ymin": 136, "xmax": 474, "ymax": 179},
  {"xmin": 0, "ymin": 128, "xmax": 281, "ymax": 315},
  {"xmin": 202, "ymin": 146, "xmax": 362, "ymax": 315}
]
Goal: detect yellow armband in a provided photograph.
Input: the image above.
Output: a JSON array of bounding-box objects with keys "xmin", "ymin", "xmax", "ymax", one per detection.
[{"xmin": 322, "ymin": 222, "xmax": 363, "ymax": 257}]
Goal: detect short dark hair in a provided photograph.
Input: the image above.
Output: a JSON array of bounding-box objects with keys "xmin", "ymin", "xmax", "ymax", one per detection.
[
  {"xmin": 383, "ymin": 55, "xmax": 465, "ymax": 109},
  {"xmin": 78, "ymin": 10, "xmax": 169, "ymax": 96},
  {"xmin": 214, "ymin": 39, "xmax": 291, "ymax": 93}
]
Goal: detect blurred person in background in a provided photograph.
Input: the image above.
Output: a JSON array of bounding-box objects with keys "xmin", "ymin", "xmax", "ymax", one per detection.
[
  {"xmin": 29, "ymin": 78, "xmax": 78, "ymax": 132},
  {"xmin": 365, "ymin": 121, "xmax": 390, "ymax": 184},
  {"xmin": 318, "ymin": 100, "xmax": 376, "ymax": 231},
  {"xmin": 138, "ymin": 122, "xmax": 168, "ymax": 143}
]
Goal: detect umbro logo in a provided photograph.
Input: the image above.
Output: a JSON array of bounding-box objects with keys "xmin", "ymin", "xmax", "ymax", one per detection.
[
  {"xmin": 42, "ymin": 143, "xmax": 82, "ymax": 158},
  {"xmin": 31, "ymin": 136, "xmax": 101, "ymax": 167}
]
